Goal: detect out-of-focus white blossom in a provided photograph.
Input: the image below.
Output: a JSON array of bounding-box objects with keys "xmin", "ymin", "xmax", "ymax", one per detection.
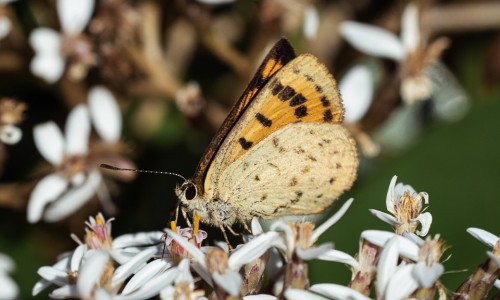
[{"xmin": 0, "ymin": 252, "xmax": 19, "ymax": 300}]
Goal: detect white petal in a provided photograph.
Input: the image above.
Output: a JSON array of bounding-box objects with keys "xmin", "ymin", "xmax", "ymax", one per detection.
[
  {"xmin": 310, "ymin": 283, "xmax": 371, "ymax": 300},
  {"xmin": 412, "ymin": 261, "xmax": 444, "ymax": 288},
  {"xmin": 296, "ymin": 243, "xmax": 333, "ymax": 261},
  {"xmin": 385, "ymin": 264, "xmax": 419, "ymax": 300},
  {"xmin": 401, "ymin": 3, "xmax": 420, "ymax": 52},
  {"xmin": 212, "ymin": 270, "xmax": 242, "ymax": 296},
  {"xmin": 165, "ymin": 229, "xmax": 206, "ymax": 269},
  {"xmin": 385, "ymin": 175, "xmax": 398, "ymax": 214},
  {"xmin": 27, "ymin": 173, "xmax": 68, "ymax": 223},
  {"xmin": 119, "ymin": 267, "xmax": 179, "ymax": 300},
  {"xmin": 284, "ymin": 289, "xmax": 329, "ymax": 300},
  {"xmin": 340, "ymin": 21, "xmax": 406, "ymax": 61},
  {"xmin": 112, "ymin": 248, "xmax": 157, "ymax": 289},
  {"xmin": 376, "ymin": 237, "xmax": 399, "ymax": 297},
  {"xmin": 43, "ymin": 170, "xmax": 101, "ymax": 222},
  {"xmin": 121, "ymin": 259, "xmax": 170, "ymax": 295},
  {"xmin": 0, "ymin": 254, "xmax": 14, "ymax": 272},
  {"xmin": 32, "ymin": 279, "xmax": 52, "ymax": 296},
  {"xmin": 244, "ymin": 295, "xmax": 277, "ymax": 300},
  {"xmin": 316, "ymin": 249, "xmax": 359, "ymax": 270},
  {"xmin": 0, "ymin": 16, "xmax": 12, "ymax": 40},
  {"xmin": 77, "ymin": 250, "xmax": 109, "ymax": 298},
  {"xmin": 228, "ymin": 232, "xmax": 278, "ymax": 270},
  {"xmin": 369, "ymin": 209, "xmax": 401, "ymax": 226},
  {"xmin": 57, "ymin": 0, "xmax": 95, "ymax": 35},
  {"xmin": 0, "ymin": 125, "xmax": 22, "ymax": 145},
  {"xmin": 70, "ymin": 245, "xmax": 87, "ymax": 272},
  {"xmin": 65, "ymin": 104, "xmax": 90, "ymax": 155},
  {"xmin": 303, "ymin": 6, "xmax": 319, "ymax": 40},
  {"xmin": 340, "ymin": 65, "xmax": 374, "ymax": 123},
  {"xmin": 31, "ymin": 53, "xmax": 65, "ymax": 83},
  {"xmin": 113, "ymin": 231, "xmax": 163, "ymax": 249},
  {"xmin": 251, "ymin": 218, "xmax": 263, "ymax": 235},
  {"xmin": 414, "ymin": 212, "xmax": 432, "ymax": 236},
  {"xmin": 495, "ymin": 279, "xmax": 500, "ymax": 290},
  {"xmin": 29, "ymin": 28, "xmax": 61, "ymax": 54},
  {"xmin": 311, "ymin": 198, "xmax": 353, "ymax": 243},
  {"xmin": 37, "ymin": 266, "xmax": 68, "ymax": 286},
  {"xmin": 88, "ymin": 86, "xmax": 122, "ymax": 142},
  {"xmin": 361, "ymin": 230, "xmax": 419, "ymax": 261},
  {"xmin": 33, "ymin": 122, "xmax": 64, "ymax": 165},
  {"xmin": 49, "ymin": 285, "xmax": 79, "ymax": 299},
  {"xmin": 94, "ymin": 288, "xmax": 112, "ymax": 300},
  {"xmin": 467, "ymin": 227, "xmax": 499, "ymax": 248}
]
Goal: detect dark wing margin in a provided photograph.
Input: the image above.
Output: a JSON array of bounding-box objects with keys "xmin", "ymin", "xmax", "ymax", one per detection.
[{"xmin": 192, "ymin": 38, "xmax": 296, "ymax": 189}]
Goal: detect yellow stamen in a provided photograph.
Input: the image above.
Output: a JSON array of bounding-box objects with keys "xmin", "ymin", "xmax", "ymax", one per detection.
[
  {"xmin": 96, "ymin": 214, "xmax": 104, "ymax": 225},
  {"xmin": 194, "ymin": 214, "xmax": 200, "ymax": 234},
  {"xmin": 170, "ymin": 221, "xmax": 177, "ymax": 232}
]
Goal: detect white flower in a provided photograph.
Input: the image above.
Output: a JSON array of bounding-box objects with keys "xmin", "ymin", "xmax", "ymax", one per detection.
[
  {"xmin": 28, "ymin": 88, "xmax": 123, "ymax": 223},
  {"xmin": 30, "ymin": 0, "xmax": 95, "ymax": 83},
  {"xmin": 165, "ymin": 228, "xmax": 278, "ymax": 297},
  {"xmin": 362, "ymin": 230, "xmax": 444, "ymax": 299},
  {"xmin": 370, "ymin": 175, "xmax": 431, "ymax": 236},
  {"xmin": 467, "ymin": 227, "xmax": 500, "ymax": 265},
  {"xmin": 285, "ymin": 284, "xmax": 371, "ymax": 300},
  {"xmin": 0, "ymin": 252, "xmax": 19, "ymax": 300},
  {"xmin": 302, "ymin": 5, "xmax": 319, "ymax": 40},
  {"xmin": 160, "ymin": 259, "xmax": 207, "ymax": 300},
  {"xmin": 0, "ymin": 0, "xmax": 17, "ymax": 40},
  {"xmin": 339, "ymin": 64, "xmax": 374, "ymax": 123},
  {"xmin": 340, "ymin": 3, "xmax": 459, "ymax": 106}
]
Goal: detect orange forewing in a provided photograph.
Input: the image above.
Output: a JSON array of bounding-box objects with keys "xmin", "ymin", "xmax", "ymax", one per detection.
[{"xmin": 192, "ymin": 39, "xmax": 296, "ymax": 189}]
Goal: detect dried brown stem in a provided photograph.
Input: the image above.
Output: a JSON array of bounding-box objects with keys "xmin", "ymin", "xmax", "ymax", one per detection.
[{"xmin": 452, "ymin": 258, "xmax": 500, "ymax": 300}]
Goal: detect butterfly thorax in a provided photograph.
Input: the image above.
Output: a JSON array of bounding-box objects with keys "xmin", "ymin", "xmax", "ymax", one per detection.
[{"xmin": 176, "ymin": 180, "xmax": 237, "ymax": 227}]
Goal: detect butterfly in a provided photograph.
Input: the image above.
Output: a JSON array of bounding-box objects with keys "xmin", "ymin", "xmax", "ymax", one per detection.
[{"xmin": 175, "ymin": 38, "xmax": 359, "ymax": 241}]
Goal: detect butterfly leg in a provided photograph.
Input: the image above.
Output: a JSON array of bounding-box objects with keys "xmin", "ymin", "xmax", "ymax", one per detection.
[
  {"xmin": 219, "ymin": 225, "xmax": 233, "ymax": 250},
  {"xmin": 242, "ymin": 221, "xmax": 252, "ymax": 234},
  {"xmin": 226, "ymin": 225, "xmax": 240, "ymax": 237},
  {"xmin": 181, "ymin": 207, "xmax": 193, "ymax": 227}
]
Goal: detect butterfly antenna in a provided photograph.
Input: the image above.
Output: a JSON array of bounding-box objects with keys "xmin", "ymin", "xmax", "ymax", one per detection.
[{"xmin": 100, "ymin": 164, "xmax": 186, "ymax": 181}]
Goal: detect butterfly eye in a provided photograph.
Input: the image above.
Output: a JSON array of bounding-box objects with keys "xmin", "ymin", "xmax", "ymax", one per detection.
[{"xmin": 183, "ymin": 183, "xmax": 197, "ymax": 201}]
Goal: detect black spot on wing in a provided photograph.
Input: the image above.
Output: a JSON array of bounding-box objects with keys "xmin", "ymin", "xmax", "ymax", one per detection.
[
  {"xmin": 290, "ymin": 93, "xmax": 307, "ymax": 107},
  {"xmin": 279, "ymin": 86, "xmax": 296, "ymax": 101},
  {"xmin": 321, "ymin": 96, "xmax": 331, "ymax": 107},
  {"xmin": 239, "ymin": 137, "xmax": 253, "ymax": 150},
  {"xmin": 271, "ymin": 80, "xmax": 284, "ymax": 96},
  {"xmin": 255, "ymin": 113, "xmax": 272, "ymax": 127},
  {"xmin": 324, "ymin": 109, "xmax": 333, "ymax": 122},
  {"xmin": 295, "ymin": 105, "xmax": 308, "ymax": 118},
  {"xmin": 315, "ymin": 85, "xmax": 323, "ymax": 93}
]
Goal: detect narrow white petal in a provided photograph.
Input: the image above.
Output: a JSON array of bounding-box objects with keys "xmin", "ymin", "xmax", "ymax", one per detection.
[
  {"xmin": 270, "ymin": 222, "xmax": 295, "ymax": 255},
  {"xmin": 33, "ymin": 122, "xmax": 64, "ymax": 165},
  {"xmin": 0, "ymin": 253, "xmax": 15, "ymax": 272},
  {"xmin": 118, "ymin": 267, "xmax": 179, "ymax": 300},
  {"xmin": 121, "ymin": 259, "xmax": 170, "ymax": 294},
  {"xmin": 385, "ymin": 175, "xmax": 398, "ymax": 214},
  {"xmin": 88, "ymin": 86, "xmax": 122, "ymax": 142},
  {"xmin": 212, "ymin": 270, "xmax": 242, "ymax": 296},
  {"xmin": 361, "ymin": 230, "xmax": 419, "ymax": 261},
  {"xmin": 27, "ymin": 174, "xmax": 68, "ymax": 223},
  {"xmin": 296, "ymin": 243, "xmax": 333, "ymax": 261},
  {"xmin": 369, "ymin": 209, "xmax": 401, "ymax": 226},
  {"xmin": 251, "ymin": 218, "xmax": 263, "ymax": 235},
  {"xmin": 113, "ymin": 231, "xmax": 163, "ymax": 249},
  {"xmin": 70, "ymin": 245, "xmax": 87, "ymax": 272},
  {"xmin": 32, "ymin": 279, "xmax": 52, "ymax": 296},
  {"xmin": 401, "ymin": 3, "xmax": 420, "ymax": 52},
  {"xmin": 228, "ymin": 232, "xmax": 278, "ymax": 270},
  {"xmin": 376, "ymin": 237, "xmax": 399, "ymax": 297},
  {"xmin": 165, "ymin": 229, "xmax": 206, "ymax": 269},
  {"xmin": 412, "ymin": 261, "xmax": 444, "ymax": 288},
  {"xmin": 310, "ymin": 283, "xmax": 371, "ymax": 300},
  {"xmin": 312, "ymin": 198, "xmax": 353, "ymax": 243},
  {"xmin": 0, "ymin": 17, "xmax": 12, "ymax": 40},
  {"xmin": 385, "ymin": 264, "xmax": 419, "ymax": 300},
  {"xmin": 414, "ymin": 212, "xmax": 432, "ymax": 236},
  {"xmin": 0, "ymin": 125, "xmax": 22, "ymax": 145},
  {"xmin": 65, "ymin": 105, "xmax": 90, "ymax": 155},
  {"xmin": 49, "ymin": 285, "xmax": 79, "ymax": 299},
  {"xmin": 243, "ymin": 295, "xmax": 277, "ymax": 300},
  {"xmin": 467, "ymin": 228, "xmax": 499, "ymax": 248},
  {"xmin": 57, "ymin": 0, "xmax": 95, "ymax": 35},
  {"xmin": 36, "ymin": 266, "xmax": 68, "ymax": 286},
  {"xmin": 30, "ymin": 53, "xmax": 65, "ymax": 83},
  {"xmin": 340, "ymin": 21, "xmax": 406, "ymax": 61},
  {"xmin": 316, "ymin": 249, "xmax": 359, "ymax": 270},
  {"xmin": 303, "ymin": 6, "xmax": 319, "ymax": 40},
  {"xmin": 340, "ymin": 65, "xmax": 374, "ymax": 123},
  {"xmin": 284, "ymin": 289, "xmax": 329, "ymax": 300},
  {"xmin": 43, "ymin": 170, "xmax": 101, "ymax": 222},
  {"xmin": 112, "ymin": 248, "xmax": 157, "ymax": 289},
  {"xmin": 29, "ymin": 28, "xmax": 61, "ymax": 53},
  {"xmin": 77, "ymin": 250, "xmax": 109, "ymax": 298}
]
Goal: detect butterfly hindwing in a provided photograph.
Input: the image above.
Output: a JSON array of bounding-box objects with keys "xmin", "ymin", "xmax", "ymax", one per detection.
[{"xmin": 192, "ymin": 39, "xmax": 296, "ymax": 189}]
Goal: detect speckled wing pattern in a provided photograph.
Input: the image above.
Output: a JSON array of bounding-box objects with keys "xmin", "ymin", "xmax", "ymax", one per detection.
[
  {"xmin": 201, "ymin": 42, "xmax": 358, "ymax": 221},
  {"xmin": 192, "ymin": 39, "xmax": 296, "ymax": 191}
]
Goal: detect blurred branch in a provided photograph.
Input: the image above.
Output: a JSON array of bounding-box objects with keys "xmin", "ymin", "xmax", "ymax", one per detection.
[
  {"xmin": 0, "ymin": 181, "xmax": 35, "ymax": 210},
  {"xmin": 423, "ymin": 2, "xmax": 500, "ymax": 35}
]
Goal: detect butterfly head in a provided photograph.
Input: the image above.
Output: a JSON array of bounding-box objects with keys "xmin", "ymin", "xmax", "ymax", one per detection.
[{"xmin": 176, "ymin": 180, "xmax": 210, "ymax": 221}]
